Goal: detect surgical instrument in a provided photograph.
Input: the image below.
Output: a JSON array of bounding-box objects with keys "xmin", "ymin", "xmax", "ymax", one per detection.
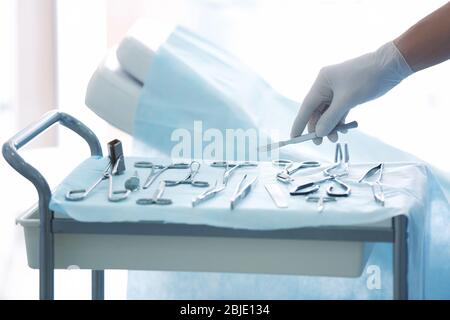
[
  {"xmin": 306, "ymin": 195, "xmax": 337, "ymax": 213},
  {"xmin": 134, "ymin": 161, "xmax": 160, "ymax": 169},
  {"xmin": 191, "ymin": 161, "xmax": 256, "ymax": 206},
  {"xmin": 210, "ymin": 161, "xmax": 258, "ymax": 169},
  {"xmin": 211, "ymin": 161, "xmax": 258, "ymax": 186},
  {"xmin": 273, "ymin": 159, "xmax": 321, "ymax": 184},
  {"xmin": 134, "ymin": 161, "xmax": 165, "ymax": 189},
  {"xmin": 358, "ymin": 163, "xmax": 385, "ymax": 206},
  {"xmin": 65, "ymin": 161, "xmax": 112, "ymax": 201},
  {"xmin": 108, "ymin": 170, "xmax": 140, "ymax": 202},
  {"xmin": 141, "ymin": 162, "xmax": 190, "ymax": 189},
  {"xmin": 290, "ymin": 143, "xmax": 351, "ymax": 197},
  {"xmin": 324, "ymin": 143, "xmax": 351, "ymax": 197},
  {"xmin": 107, "ymin": 139, "xmax": 126, "ymax": 174},
  {"xmin": 136, "ymin": 181, "xmax": 173, "ymax": 205},
  {"xmin": 165, "ymin": 161, "xmax": 210, "ymax": 188},
  {"xmin": 192, "ymin": 181, "xmax": 226, "ymax": 207},
  {"xmin": 258, "ymin": 121, "xmax": 358, "ymax": 152},
  {"xmin": 108, "ymin": 157, "xmax": 130, "ymax": 202},
  {"xmin": 230, "ymin": 174, "xmax": 258, "ymax": 210},
  {"xmin": 265, "ymin": 184, "xmax": 288, "ymax": 208},
  {"xmin": 290, "ymin": 182, "xmax": 320, "ymax": 196}
]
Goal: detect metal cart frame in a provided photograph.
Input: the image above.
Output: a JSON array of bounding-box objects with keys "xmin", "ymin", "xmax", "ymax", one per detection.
[{"xmin": 2, "ymin": 111, "xmax": 408, "ymax": 300}]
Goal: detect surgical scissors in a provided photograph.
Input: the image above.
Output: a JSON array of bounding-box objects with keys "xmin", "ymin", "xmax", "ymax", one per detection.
[
  {"xmin": 136, "ymin": 181, "xmax": 173, "ymax": 205},
  {"xmin": 358, "ymin": 163, "xmax": 385, "ymax": 206},
  {"xmin": 137, "ymin": 162, "xmax": 191, "ymax": 189},
  {"xmin": 272, "ymin": 159, "xmax": 321, "ymax": 184},
  {"xmin": 164, "ymin": 161, "xmax": 210, "ymax": 188},
  {"xmin": 65, "ymin": 161, "xmax": 112, "ymax": 201}
]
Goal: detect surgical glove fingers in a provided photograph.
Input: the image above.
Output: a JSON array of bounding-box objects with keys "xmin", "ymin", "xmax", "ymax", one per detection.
[
  {"xmin": 315, "ymin": 97, "xmax": 351, "ymax": 139},
  {"xmin": 308, "ymin": 107, "xmax": 348, "ymax": 145},
  {"xmin": 290, "ymin": 73, "xmax": 332, "ymax": 139},
  {"xmin": 291, "ymin": 41, "xmax": 413, "ymax": 142},
  {"xmin": 307, "ymin": 103, "xmax": 326, "ymax": 145}
]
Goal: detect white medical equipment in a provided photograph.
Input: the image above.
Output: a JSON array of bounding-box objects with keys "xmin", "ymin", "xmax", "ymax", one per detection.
[
  {"xmin": 85, "ymin": 20, "xmax": 172, "ymax": 134},
  {"xmin": 264, "ymin": 184, "xmax": 289, "ymax": 208},
  {"xmin": 4, "ymin": 21, "xmax": 411, "ymax": 300}
]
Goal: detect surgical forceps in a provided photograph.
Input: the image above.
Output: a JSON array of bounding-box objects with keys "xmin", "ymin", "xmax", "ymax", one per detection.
[
  {"xmin": 358, "ymin": 163, "xmax": 385, "ymax": 206},
  {"xmin": 230, "ymin": 174, "xmax": 258, "ymax": 210},
  {"xmin": 290, "ymin": 143, "xmax": 351, "ymax": 197},
  {"xmin": 136, "ymin": 181, "xmax": 173, "ymax": 205},
  {"xmin": 137, "ymin": 162, "xmax": 191, "ymax": 189},
  {"xmin": 211, "ymin": 161, "xmax": 258, "ymax": 185},
  {"xmin": 192, "ymin": 180, "xmax": 226, "ymax": 207},
  {"xmin": 191, "ymin": 161, "xmax": 257, "ymax": 206},
  {"xmin": 164, "ymin": 161, "xmax": 210, "ymax": 188},
  {"xmin": 272, "ymin": 159, "xmax": 321, "ymax": 184},
  {"xmin": 65, "ymin": 161, "xmax": 112, "ymax": 201}
]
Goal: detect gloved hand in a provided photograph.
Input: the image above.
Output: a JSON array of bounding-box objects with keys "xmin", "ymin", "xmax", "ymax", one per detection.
[{"xmin": 290, "ymin": 41, "xmax": 413, "ymax": 144}]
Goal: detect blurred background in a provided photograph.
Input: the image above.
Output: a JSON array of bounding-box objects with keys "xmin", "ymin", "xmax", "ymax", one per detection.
[{"xmin": 0, "ymin": 0, "xmax": 448, "ymax": 299}]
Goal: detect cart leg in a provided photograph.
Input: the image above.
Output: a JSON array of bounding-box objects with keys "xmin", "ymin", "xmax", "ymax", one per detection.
[
  {"xmin": 393, "ymin": 215, "xmax": 408, "ymax": 300},
  {"xmin": 92, "ymin": 270, "xmax": 105, "ymax": 300},
  {"xmin": 40, "ymin": 208, "xmax": 54, "ymax": 300}
]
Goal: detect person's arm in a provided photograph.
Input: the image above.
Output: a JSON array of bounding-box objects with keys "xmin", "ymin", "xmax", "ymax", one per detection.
[
  {"xmin": 291, "ymin": 2, "xmax": 450, "ymax": 143},
  {"xmin": 395, "ymin": 2, "xmax": 450, "ymax": 72}
]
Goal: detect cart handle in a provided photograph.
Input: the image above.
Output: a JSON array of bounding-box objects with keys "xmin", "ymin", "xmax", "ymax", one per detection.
[
  {"xmin": 2, "ymin": 110, "xmax": 102, "ymax": 199},
  {"xmin": 3, "ymin": 109, "xmax": 102, "ymax": 202},
  {"xmin": 2, "ymin": 110, "xmax": 102, "ymax": 299}
]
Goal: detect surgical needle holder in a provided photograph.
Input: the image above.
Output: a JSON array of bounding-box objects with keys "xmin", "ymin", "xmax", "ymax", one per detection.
[
  {"xmin": 135, "ymin": 162, "xmax": 191, "ymax": 189},
  {"xmin": 164, "ymin": 161, "xmax": 210, "ymax": 188}
]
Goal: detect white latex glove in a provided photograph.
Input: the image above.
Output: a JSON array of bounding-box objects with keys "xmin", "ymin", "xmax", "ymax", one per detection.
[{"xmin": 290, "ymin": 41, "xmax": 413, "ymax": 144}]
